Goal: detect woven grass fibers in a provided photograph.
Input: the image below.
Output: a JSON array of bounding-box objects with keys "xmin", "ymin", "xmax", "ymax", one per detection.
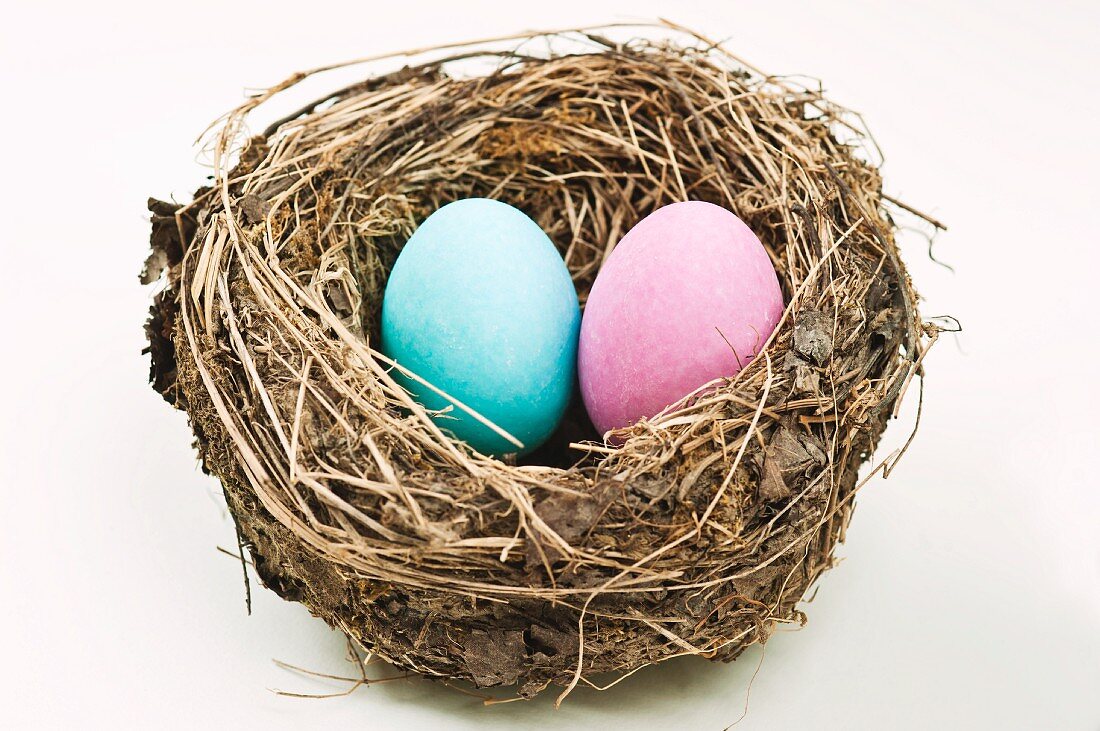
[{"xmin": 143, "ymin": 24, "xmax": 940, "ymax": 702}]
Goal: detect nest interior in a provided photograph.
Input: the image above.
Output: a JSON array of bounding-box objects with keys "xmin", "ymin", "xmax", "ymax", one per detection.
[{"xmin": 144, "ymin": 26, "xmax": 931, "ymax": 701}]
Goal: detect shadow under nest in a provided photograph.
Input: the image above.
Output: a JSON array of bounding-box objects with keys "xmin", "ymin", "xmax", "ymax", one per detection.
[{"xmin": 143, "ymin": 27, "xmax": 929, "ymax": 701}]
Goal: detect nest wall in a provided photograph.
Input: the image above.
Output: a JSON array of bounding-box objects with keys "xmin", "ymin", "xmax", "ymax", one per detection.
[{"xmin": 144, "ymin": 26, "xmax": 932, "ymax": 701}]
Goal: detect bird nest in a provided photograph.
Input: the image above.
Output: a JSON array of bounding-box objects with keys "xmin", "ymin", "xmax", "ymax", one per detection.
[{"xmin": 143, "ymin": 23, "xmax": 939, "ymax": 702}]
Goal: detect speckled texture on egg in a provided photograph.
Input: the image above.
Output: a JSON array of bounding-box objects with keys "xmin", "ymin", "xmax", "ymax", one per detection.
[
  {"xmin": 578, "ymin": 201, "xmax": 784, "ymax": 435},
  {"xmin": 381, "ymin": 198, "xmax": 580, "ymax": 456}
]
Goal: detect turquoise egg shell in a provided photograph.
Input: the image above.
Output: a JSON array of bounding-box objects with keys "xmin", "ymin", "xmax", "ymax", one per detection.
[{"xmin": 380, "ymin": 198, "xmax": 580, "ymax": 457}]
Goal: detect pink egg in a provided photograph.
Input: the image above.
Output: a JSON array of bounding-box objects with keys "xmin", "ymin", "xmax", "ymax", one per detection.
[{"xmin": 578, "ymin": 201, "xmax": 784, "ymax": 435}]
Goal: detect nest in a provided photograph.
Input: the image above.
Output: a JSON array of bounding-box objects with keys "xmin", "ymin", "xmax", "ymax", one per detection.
[{"xmin": 143, "ymin": 24, "xmax": 937, "ymax": 702}]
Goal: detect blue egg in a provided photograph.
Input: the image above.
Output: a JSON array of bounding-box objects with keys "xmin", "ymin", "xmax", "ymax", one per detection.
[{"xmin": 381, "ymin": 198, "xmax": 580, "ymax": 457}]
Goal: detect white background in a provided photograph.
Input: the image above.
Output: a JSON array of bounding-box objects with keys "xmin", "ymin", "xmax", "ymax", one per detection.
[{"xmin": 1, "ymin": 1, "xmax": 1098, "ymax": 728}]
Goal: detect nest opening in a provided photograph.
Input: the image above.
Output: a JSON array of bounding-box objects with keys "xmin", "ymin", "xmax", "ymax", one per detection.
[{"xmin": 144, "ymin": 24, "xmax": 934, "ymax": 701}]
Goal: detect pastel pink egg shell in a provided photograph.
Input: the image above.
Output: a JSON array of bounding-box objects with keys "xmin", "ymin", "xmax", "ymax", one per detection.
[{"xmin": 578, "ymin": 201, "xmax": 785, "ymax": 436}]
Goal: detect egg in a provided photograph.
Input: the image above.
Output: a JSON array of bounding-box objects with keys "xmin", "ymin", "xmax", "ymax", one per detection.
[
  {"xmin": 578, "ymin": 201, "xmax": 784, "ymax": 435},
  {"xmin": 381, "ymin": 198, "xmax": 580, "ymax": 457}
]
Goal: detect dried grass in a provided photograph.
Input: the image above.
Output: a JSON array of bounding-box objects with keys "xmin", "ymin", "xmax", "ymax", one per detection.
[{"xmin": 144, "ymin": 21, "xmax": 942, "ymax": 702}]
